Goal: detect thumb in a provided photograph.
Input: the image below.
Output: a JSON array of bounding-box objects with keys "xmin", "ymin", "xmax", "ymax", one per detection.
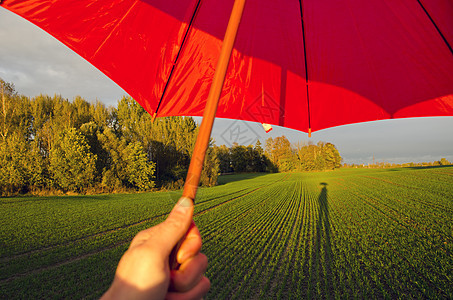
[{"xmin": 152, "ymin": 197, "xmax": 194, "ymax": 255}]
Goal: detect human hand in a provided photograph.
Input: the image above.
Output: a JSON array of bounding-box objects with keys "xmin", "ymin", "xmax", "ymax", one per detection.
[{"xmin": 101, "ymin": 197, "xmax": 210, "ymax": 300}]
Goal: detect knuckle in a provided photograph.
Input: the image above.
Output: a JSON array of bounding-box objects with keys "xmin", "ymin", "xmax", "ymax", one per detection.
[{"xmin": 164, "ymin": 215, "xmax": 186, "ymax": 232}]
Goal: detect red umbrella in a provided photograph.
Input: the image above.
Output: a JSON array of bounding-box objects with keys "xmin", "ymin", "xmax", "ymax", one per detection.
[{"xmin": 2, "ymin": 0, "xmax": 453, "ymax": 201}]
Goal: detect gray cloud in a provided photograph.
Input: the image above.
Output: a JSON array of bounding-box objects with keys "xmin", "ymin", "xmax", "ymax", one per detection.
[{"xmin": 0, "ymin": 9, "xmax": 127, "ymax": 105}]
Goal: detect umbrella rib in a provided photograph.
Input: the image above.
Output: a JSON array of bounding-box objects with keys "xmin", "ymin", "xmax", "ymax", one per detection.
[
  {"xmin": 416, "ymin": 0, "xmax": 453, "ymax": 56},
  {"xmin": 152, "ymin": 0, "xmax": 203, "ymax": 121},
  {"xmin": 298, "ymin": 0, "xmax": 312, "ymax": 136}
]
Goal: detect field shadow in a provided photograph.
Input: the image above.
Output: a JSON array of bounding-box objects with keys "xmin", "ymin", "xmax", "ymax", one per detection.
[
  {"xmin": 407, "ymin": 165, "xmax": 453, "ymax": 170},
  {"xmin": 217, "ymin": 173, "xmax": 269, "ymax": 185},
  {"xmin": 309, "ymin": 182, "xmax": 334, "ymax": 297}
]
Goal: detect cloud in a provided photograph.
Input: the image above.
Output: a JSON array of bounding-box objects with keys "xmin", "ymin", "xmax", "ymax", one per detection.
[{"xmin": 0, "ymin": 8, "xmax": 127, "ymax": 105}]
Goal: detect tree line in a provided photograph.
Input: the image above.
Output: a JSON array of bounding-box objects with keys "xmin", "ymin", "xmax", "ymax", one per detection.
[
  {"xmin": 344, "ymin": 158, "xmax": 451, "ymax": 169},
  {"xmin": 0, "ymin": 79, "xmax": 205, "ymax": 195},
  {"xmin": 214, "ymin": 137, "xmax": 342, "ymax": 175},
  {"xmin": 0, "ymin": 79, "xmax": 342, "ymax": 196}
]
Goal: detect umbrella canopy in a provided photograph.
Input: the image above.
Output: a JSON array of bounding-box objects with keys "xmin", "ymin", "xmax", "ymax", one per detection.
[
  {"xmin": 2, "ymin": 0, "xmax": 453, "ymax": 134},
  {"xmin": 3, "ymin": 0, "xmax": 453, "ymax": 269}
]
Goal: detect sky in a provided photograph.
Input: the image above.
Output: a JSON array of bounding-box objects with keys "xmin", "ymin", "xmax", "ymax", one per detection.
[{"xmin": 1, "ymin": 8, "xmax": 452, "ymax": 165}]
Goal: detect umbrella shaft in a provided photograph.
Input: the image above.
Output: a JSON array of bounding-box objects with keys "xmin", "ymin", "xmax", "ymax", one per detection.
[{"xmin": 182, "ymin": 0, "xmax": 247, "ymax": 202}]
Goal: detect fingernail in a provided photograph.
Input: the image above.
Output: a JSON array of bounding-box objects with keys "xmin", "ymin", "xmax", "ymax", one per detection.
[
  {"xmin": 178, "ymin": 197, "xmax": 193, "ymax": 208},
  {"xmin": 174, "ymin": 197, "xmax": 193, "ymax": 214}
]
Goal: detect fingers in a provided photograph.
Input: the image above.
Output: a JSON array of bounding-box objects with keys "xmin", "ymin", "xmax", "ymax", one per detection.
[
  {"xmin": 177, "ymin": 222, "xmax": 202, "ymax": 264},
  {"xmin": 166, "ymin": 276, "xmax": 211, "ymax": 300},
  {"xmin": 102, "ymin": 196, "xmax": 209, "ymax": 300},
  {"xmin": 170, "ymin": 253, "xmax": 208, "ymax": 292}
]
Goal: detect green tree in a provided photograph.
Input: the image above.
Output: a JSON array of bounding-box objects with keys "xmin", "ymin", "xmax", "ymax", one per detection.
[
  {"xmin": 314, "ymin": 142, "xmax": 326, "ymax": 170},
  {"xmin": 90, "ymin": 100, "xmax": 113, "ymax": 128},
  {"xmin": 0, "ymin": 132, "xmax": 46, "ymax": 195},
  {"xmin": 439, "ymin": 158, "xmax": 451, "ymax": 166},
  {"xmin": 50, "ymin": 128, "xmax": 97, "ymax": 192},
  {"xmin": 114, "ymin": 97, "xmax": 199, "ymax": 185},
  {"xmin": 50, "ymin": 95, "xmax": 74, "ymax": 130},
  {"xmin": 148, "ymin": 117, "xmax": 198, "ymax": 183},
  {"xmin": 214, "ymin": 144, "xmax": 232, "ymax": 173},
  {"xmin": 200, "ymin": 142, "xmax": 220, "ymax": 187},
  {"xmin": 265, "ymin": 136, "xmax": 295, "ymax": 172},
  {"xmin": 80, "ymin": 122, "xmax": 108, "ymax": 181},
  {"xmin": 230, "ymin": 143, "xmax": 248, "ymax": 172},
  {"xmin": 71, "ymin": 96, "xmax": 92, "ymax": 128},
  {"xmin": 123, "ymin": 142, "xmax": 156, "ymax": 190},
  {"xmin": 31, "ymin": 95, "xmax": 75, "ymax": 160},
  {"xmin": 0, "ymin": 134, "xmax": 28, "ymax": 194},
  {"xmin": 0, "ymin": 79, "xmax": 32, "ymax": 141},
  {"xmin": 253, "ymin": 140, "xmax": 266, "ymax": 172},
  {"xmin": 265, "ymin": 137, "xmax": 275, "ymax": 165},
  {"xmin": 114, "ymin": 96, "xmax": 147, "ymax": 143},
  {"xmin": 0, "ymin": 79, "xmax": 16, "ymax": 141},
  {"xmin": 322, "ymin": 142, "xmax": 342, "ymax": 169},
  {"xmin": 98, "ymin": 128, "xmax": 128, "ymax": 190},
  {"xmin": 295, "ymin": 141, "xmax": 341, "ymax": 171}
]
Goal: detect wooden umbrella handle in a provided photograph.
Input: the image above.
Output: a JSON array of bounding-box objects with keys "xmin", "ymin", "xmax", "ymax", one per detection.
[
  {"xmin": 182, "ymin": 0, "xmax": 247, "ymax": 201},
  {"xmin": 169, "ymin": 0, "xmax": 247, "ymax": 270}
]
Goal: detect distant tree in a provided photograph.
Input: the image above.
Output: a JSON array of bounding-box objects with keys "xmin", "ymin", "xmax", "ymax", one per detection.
[
  {"xmin": 114, "ymin": 97, "xmax": 199, "ymax": 185},
  {"xmin": 265, "ymin": 137, "xmax": 275, "ymax": 165},
  {"xmin": 71, "ymin": 96, "xmax": 92, "ymax": 128},
  {"xmin": 230, "ymin": 144, "xmax": 248, "ymax": 172},
  {"xmin": 215, "ymin": 140, "xmax": 271, "ymax": 174},
  {"xmin": 114, "ymin": 96, "xmax": 147, "ymax": 143},
  {"xmin": 27, "ymin": 140, "xmax": 48, "ymax": 189},
  {"xmin": 253, "ymin": 140, "xmax": 267, "ymax": 172},
  {"xmin": 80, "ymin": 122, "xmax": 108, "ymax": 181},
  {"xmin": 295, "ymin": 141, "xmax": 309, "ymax": 170},
  {"xmin": 0, "ymin": 79, "xmax": 32, "ymax": 141},
  {"xmin": 295, "ymin": 141, "xmax": 341, "ymax": 171},
  {"xmin": 214, "ymin": 144, "xmax": 232, "ymax": 173},
  {"xmin": 0, "ymin": 79, "xmax": 16, "ymax": 141},
  {"xmin": 31, "ymin": 95, "xmax": 76, "ymax": 160},
  {"xmin": 439, "ymin": 158, "xmax": 451, "ymax": 166},
  {"xmin": 97, "ymin": 127, "xmax": 128, "ymax": 190},
  {"xmin": 30, "ymin": 95, "xmax": 53, "ymax": 133},
  {"xmin": 266, "ymin": 136, "xmax": 296, "ymax": 172},
  {"xmin": 50, "ymin": 128, "xmax": 97, "ymax": 192},
  {"xmin": 0, "ymin": 132, "xmax": 46, "ymax": 195},
  {"xmin": 89, "ymin": 100, "xmax": 113, "ymax": 128},
  {"xmin": 145, "ymin": 117, "xmax": 197, "ymax": 184},
  {"xmin": 51, "ymin": 95, "xmax": 75, "ymax": 130},
  {"xmin": 200, "ymin": 141, "xmax": 220, "ymax": 187}
]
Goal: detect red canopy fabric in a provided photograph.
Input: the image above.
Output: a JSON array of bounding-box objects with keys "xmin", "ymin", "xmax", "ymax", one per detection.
[{"xmin": 2, "ymin": 0, "xmax": 453, "ymax": 133}]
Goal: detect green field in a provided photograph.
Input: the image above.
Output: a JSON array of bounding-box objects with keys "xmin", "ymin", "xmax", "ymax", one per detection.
[{"xmin": 1, "ymin": 167, "xmax": 452, "ymax": 299}]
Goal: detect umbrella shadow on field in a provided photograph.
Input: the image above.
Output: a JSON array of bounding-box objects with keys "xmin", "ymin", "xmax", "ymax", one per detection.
[{"xmin": 309, "ymin": 182, "xmax": 334, "ymax": 297}]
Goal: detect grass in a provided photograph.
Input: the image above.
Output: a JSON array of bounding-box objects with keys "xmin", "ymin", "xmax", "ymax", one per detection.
[{"xmin": 1, "ymin": 167, "xmax": 452, "ymax": 299}]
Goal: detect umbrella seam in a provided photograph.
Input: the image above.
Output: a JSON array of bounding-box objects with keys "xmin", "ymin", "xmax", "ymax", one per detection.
[
  {"xmin": 153, "ymin": 0, "xmax": 203, "ymax": 119},
  {"xmin": 299, "ymin": 0, "xmax": 311, "ymax": 133},
  {"xmin": 416, "ymin": 0, "xmax": 453, "ymax": 56}
]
